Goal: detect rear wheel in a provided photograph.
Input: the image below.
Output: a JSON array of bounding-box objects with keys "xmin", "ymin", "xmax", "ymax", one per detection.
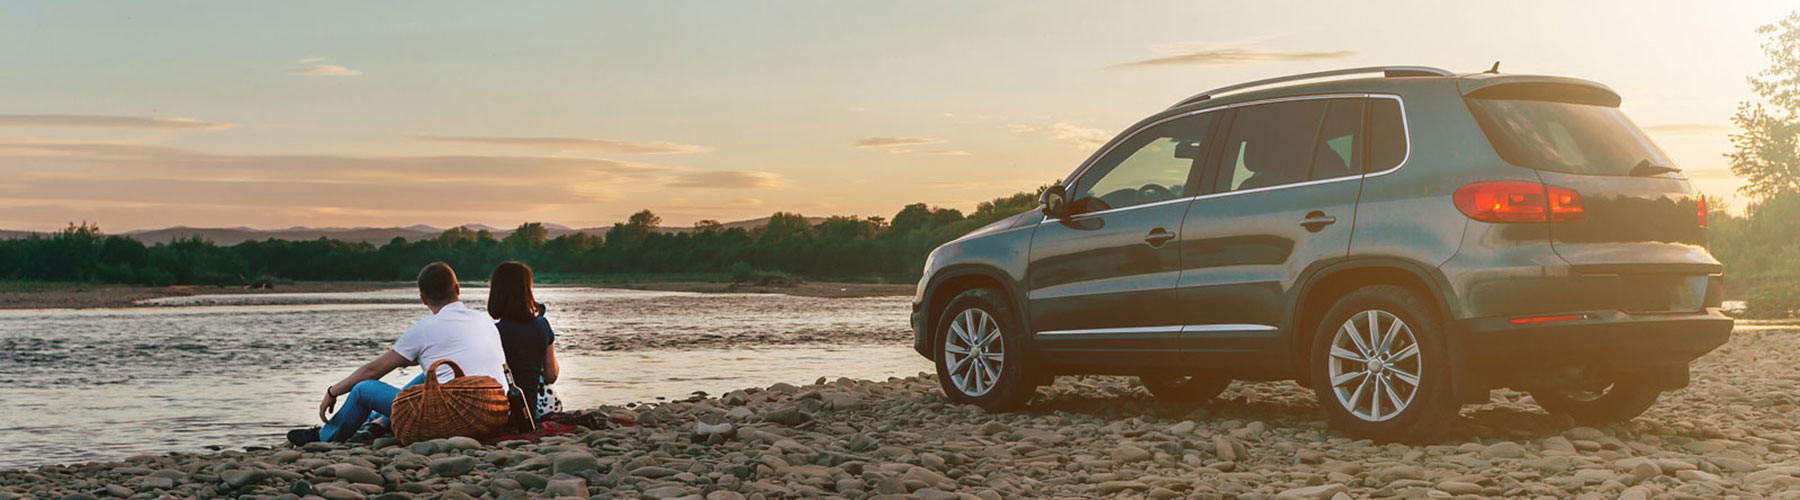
[
  {"xmin": 1140, "ymin": 375, "xmax": 1231, "ymax": 402},
  {"xmin": 934, "ymin": 289, "xmax": 1034, "ymax": 412},
  {"xmin": 1530, "ymin": 382, "xmax": 1660, "ymax": 425},
  {"xmin": 1309, "ymin": 285, "xmax": 1458, "ymax": 441}
]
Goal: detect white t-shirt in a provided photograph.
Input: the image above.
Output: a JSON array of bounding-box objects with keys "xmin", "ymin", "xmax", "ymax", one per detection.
[{"xmin": 391, "ymin": 301, "xmax": 510, "ymax": 391}]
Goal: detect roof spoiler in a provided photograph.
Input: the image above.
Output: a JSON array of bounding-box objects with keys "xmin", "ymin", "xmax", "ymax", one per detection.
[{"xmin": 1170, "ymin": 66, "xmax": 1452, "ymax": 109}]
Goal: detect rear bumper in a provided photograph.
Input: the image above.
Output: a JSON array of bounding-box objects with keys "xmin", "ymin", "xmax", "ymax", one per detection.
[
  {"xmin": 1452, "ymin": 308, "xmax": 1732, "ymax": 389},
  {"xmin": 911, "ymin": 300, "xmax": 931, "ymax": 359}
]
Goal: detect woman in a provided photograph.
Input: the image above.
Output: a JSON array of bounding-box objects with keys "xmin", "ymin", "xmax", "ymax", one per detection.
[{"xmin": 487, "ymin": 261, "xmax": 562, "ymax": 418}]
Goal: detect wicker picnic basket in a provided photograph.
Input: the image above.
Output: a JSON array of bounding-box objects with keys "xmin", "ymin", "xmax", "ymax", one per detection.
[{"xmin": 391, "ymin": 359, "xmax": 510, "ymax": 444}]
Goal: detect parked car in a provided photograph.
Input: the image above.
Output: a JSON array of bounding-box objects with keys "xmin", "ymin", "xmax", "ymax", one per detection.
[{"xmin": 909, "ymin": 65, "xmax": 1732, "ymax": 440}]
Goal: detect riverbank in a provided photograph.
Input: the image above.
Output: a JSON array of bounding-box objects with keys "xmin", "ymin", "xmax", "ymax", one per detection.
[
  {"xmin": 0, "ymin": 279, "xmax": 912, "ymax": 310},
  {"xmin": 0, "ymin": 281, "xmax": 401, "ymax": 310},
  {"xmin": 5, "ymin": 327, "xmax": 1797, "ymax": 498}
]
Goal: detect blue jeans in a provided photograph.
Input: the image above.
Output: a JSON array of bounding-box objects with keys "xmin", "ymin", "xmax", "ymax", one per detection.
[{"xmin": 322, "ymin": 372, "xmax": 426, "ymax": 442}]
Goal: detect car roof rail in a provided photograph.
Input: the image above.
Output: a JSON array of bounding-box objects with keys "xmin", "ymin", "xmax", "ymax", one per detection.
[{"xmin": 1170, "ymin": 65, "xmax": 1454, "ymax": 108}]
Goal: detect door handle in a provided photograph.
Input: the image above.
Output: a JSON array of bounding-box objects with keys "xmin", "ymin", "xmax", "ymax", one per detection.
[
  {"xmin": 1300, "ymin": 211, "xmax": 1337, "ymax": 232},
  {"xmin": 1144, "ymin": 228, "xmax": 1176, "ymax": 247}
]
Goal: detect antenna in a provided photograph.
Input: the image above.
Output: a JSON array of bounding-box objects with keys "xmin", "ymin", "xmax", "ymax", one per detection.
[{"xmin": 1486, "ymin": 61, "xmax": 1501, "ymax": 74}]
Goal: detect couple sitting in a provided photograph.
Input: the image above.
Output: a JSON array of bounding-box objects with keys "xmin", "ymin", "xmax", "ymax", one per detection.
[{"xmin": 289, "ymin": 260, "xmax": 563, "ymax": 445}]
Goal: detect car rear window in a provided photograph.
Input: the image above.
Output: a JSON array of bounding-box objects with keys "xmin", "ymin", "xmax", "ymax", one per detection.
[{"xmin": 1466, "ymin": 91, "xmax": 1673, "ymax": 177}]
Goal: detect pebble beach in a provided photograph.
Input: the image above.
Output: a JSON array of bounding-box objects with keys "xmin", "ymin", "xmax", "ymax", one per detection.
[{"xmin": 6, "ymin": 327, "xmax": 1798, "ymax": 500}]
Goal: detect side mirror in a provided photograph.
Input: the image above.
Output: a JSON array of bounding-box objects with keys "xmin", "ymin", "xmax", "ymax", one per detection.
[{"xmin": 1040, "ymin": 185, "xmax": 1069, "ymax": 218}]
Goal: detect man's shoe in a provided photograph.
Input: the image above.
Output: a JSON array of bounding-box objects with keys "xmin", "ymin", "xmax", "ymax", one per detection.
[{"xmin": 287, "ymin": 427, "xmax": 321, "ymax": 446}]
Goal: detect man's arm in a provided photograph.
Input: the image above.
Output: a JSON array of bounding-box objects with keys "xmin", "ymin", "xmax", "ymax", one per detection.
[{"xmin": 319, "ymin": 349, "xmax": 415, "ymax": 422}]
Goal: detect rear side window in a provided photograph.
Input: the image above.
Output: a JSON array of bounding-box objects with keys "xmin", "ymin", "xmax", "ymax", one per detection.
[
  {"xmin": 1310, "ymin": 99, "xmax": 1364, "ymax": 181},
  {"xmin": 1466, "ymin": 92, "xmax": 1672, "ymax": 177},
  {"xmin": 1366, "ymin": 98, "xmax": 1406, "ymax": 172},
  {"xmin": 1217, "ymin": 100, "xmax": 1328, "ymax": 192}
]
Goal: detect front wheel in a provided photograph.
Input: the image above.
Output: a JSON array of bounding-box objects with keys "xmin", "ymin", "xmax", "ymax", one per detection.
[
  {"xmin": 1140, "ymin": 375, "xmax": 1231, "ymax": 402},
  {"xmin": 934, "ymin": 289, "xmax": 1034, "ymax": 412},
  {"xmin": 1530, "ymin": 382, "xmax": 1660, "ymax": 425},
  {"xmin": 1309, "ymin": 285, "xmax": 1459, "ymax": 441}
]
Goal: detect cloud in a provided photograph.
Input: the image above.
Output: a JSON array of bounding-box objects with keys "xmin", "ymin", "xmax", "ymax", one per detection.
[
  {"xmin": 0, "ymin": 138, "xmax": 675, "ymax": 212},
  {"xmin": 666, "ymin": 170, "xmax": 787, "ymax": 189},
  {"xmin": 854, "ymin": 137, "xmax": 963, "ymax": 155},
  {"xmin": 420, "ymin": 136, "xmax": 711, "ymax": 154},
  {"xmin": 854, "ymin": 137, "xmax": 945, "ymax": 149},
  {"xmin": 1111, "ymin": 39, "xmax": 1356, "ymax": 69},
  {"xmin": 1009, "ymin": 122, "xmax": 1112, "ymax": 149},
  {"xmin": 1642, "ymin": 123, "xmax": 1733, "ymax": 136},
  {"xmin": 0, "ymin": 114, "xmax": 235, "ymax": 130},
  {"xmin": 287, "ymin": 58, "xmax": 361, "ymax": 76}
]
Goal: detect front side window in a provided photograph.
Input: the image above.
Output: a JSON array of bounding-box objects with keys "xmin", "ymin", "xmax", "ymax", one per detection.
[
  {"xmin": 1218, "ymin": 100, "xmax": 1329, "ymax": 192},
  {"xmin": 1070, "ymin": 113, "xmax": 1217, "ymax": 214}
]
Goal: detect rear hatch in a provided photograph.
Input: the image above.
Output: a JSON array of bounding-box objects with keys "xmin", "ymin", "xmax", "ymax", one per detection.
[{"xmin": 1462, "ymin": 77, "xmax": 1717, "ymax": 313}]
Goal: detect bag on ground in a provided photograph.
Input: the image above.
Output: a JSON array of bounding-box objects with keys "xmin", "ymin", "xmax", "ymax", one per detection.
[{"xmin": 391, "ymin": 359, "xmax": 510, "ymax": 444}]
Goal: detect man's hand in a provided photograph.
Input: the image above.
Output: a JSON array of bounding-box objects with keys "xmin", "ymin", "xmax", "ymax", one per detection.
[{"xmin": 319, "ymin": 389, "xmax": 338, "ymax": 423}]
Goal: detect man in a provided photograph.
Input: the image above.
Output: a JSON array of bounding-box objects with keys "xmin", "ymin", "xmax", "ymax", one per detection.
[{"xmin": 288, "ymin": 262, "xmax": 510, "ymax": 445}]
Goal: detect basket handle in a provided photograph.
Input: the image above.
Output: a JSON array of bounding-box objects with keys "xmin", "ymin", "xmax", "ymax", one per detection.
[{"xmin": 423, "ymin": 359, "xmax": 465, "ymax": 390}]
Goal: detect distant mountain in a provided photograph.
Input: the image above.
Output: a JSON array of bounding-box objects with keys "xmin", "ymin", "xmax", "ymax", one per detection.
[{"xmin": 0, "ymin": 216, "xmax": 816, "ymax": 245}]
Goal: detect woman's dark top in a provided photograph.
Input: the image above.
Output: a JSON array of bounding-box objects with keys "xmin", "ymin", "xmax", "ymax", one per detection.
[{"xmin": 495, "ymin": 304, "xmax": 555, "ymax": 410}]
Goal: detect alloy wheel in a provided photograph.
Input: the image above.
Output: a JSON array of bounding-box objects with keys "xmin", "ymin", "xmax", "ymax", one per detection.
[
  {"xmin": 1327, "ymin": 309, "xmax": 1422, "ymax": 422},
  {"xmin": 943, "ymin": 308, "xmax": 1004, "ymax": 397}
]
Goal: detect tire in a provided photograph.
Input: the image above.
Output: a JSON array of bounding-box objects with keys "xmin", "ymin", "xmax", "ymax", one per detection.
[
  {"xmin": 1308, "ymin": 285, "xmax": 1458, "ymax": 441},
  {"xmin": 1140, "ymin": 375, "xmax": 1231, "ymax": 402},
  {"xmin": 1530, "ymin": 382, "xmax": 1660, "ymax": 425},
  {"xmin": 934, "ymin": 289, "xmax": 1034, "ymax": 412}
]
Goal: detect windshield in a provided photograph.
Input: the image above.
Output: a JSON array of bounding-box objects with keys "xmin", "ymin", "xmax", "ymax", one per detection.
[{"xmin": 1466, "ymin": 98, "xmax": 1676, "ymax": 177}]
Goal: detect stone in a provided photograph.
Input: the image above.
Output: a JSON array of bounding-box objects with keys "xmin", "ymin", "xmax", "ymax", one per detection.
[
  {"xmin": 1278, "ymin": 483, "xmax": 1347, "ymax": 499},
  {"xmin": 762, "ymin": 406, "xmax": 810, "ymax": 426},
  {"xmin": 1435, "ymin": 481, "xmax": 1482, "ymax": 495},
  {"xmin": 1213, "ymin": 435, "xmax": 1238, "ymax": 462},
  {"xmin": 1482, "ymin": 441, "xmax": 1527, "ymax": 459},
  {"xmin": 632, "ymin": 466, "xmax": 681, "ymax": 479},
  {"xmin": 429, "ymin": 456, "xmax": 477, "ymax": 477},
  {"xmin": 220, "ymin": 469, "xmax": 267, "ymax": 489},
  {"xmin": 1097, "ymin": 481, "xmax": 1150, "ymax": 494},
  {"xmin": 550, "ymin": 451, "xmax": 599, "ymax": 475},
  {"xmin": 1113, "ymin": 445, "xmax": 1153, "ymax": 463},
  {"xmin": 1169, "ymin": 421, "xmax": 1197, "ymax": 435},
  {"xmin": 442, "ymin": 436, "xmax": 481, "ymax": 450},
  {"xmin": 543, "ymin": 478, "xmax": 588, "ymax": 497},
  {"xmin": 643, "ymin": 485, "xmax": 692, "ymax": 499},
  {"xmin": 140, "ymin": 477, "xmax": 175, "ymax": 490},
  {"xmin": 332, "ymin": 464, "xmax": 384, "ymax": 486}
]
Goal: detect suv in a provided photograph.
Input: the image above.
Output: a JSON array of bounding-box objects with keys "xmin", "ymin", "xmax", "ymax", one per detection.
[{"xmin": 910, "ymin": 66, "xmax": 1732, "ymax": 439}]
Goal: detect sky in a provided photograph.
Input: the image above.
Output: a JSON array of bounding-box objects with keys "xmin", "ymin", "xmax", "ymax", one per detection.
[{"xmin": 0, "ymin": 1, "xmax": 1791, "ymax": 232}]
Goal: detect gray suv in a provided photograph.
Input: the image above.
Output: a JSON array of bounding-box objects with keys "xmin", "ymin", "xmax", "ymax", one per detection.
[{"xmin": 909, "ymin": 66, "xmax": 1732, "ymax": 439}]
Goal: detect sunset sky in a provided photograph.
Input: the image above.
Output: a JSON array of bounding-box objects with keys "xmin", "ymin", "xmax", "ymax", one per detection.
[{"xmin": 0, "ymin": 1, "xmax": 1791, "ymax": 232}]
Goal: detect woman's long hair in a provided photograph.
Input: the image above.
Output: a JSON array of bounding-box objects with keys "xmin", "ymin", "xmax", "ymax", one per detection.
[{"xmin": 487, "ymin": 261, "xmax": 539, "ymax": 322}]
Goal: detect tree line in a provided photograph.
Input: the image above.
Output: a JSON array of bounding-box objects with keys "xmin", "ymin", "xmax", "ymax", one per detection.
[{"xmin": 0, "ymin": 191, "xmax": 1043, "ymax": 287}]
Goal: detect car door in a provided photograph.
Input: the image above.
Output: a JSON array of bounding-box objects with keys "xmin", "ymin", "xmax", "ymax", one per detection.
[
  {"xmin": 1028, "ymin": 111, "xmax": 1220, "ymax": 369},
  {"xmin": 1176, "ymin": 97, "xmax": 1367, "ymax": 372}
]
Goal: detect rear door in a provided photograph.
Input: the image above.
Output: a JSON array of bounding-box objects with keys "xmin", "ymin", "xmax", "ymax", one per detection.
[
  {"xmin": 1028, "ymin": 111, "xmax": 1220, "ymax": 369},
  {"xmin": 1465, "ymin": 85, "xmax": 1718, "ymax": 313},
  {"xmin": 1175, "ymin": 97, "xmax": 1369, "ymax": 371}
]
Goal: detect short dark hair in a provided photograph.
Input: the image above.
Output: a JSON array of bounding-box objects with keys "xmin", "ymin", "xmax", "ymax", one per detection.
[
  {"xmin": 417, "ymin": 262, "xmax": 460, "ymax": 306},
  {"xmin": 487, "ymin": 261, "xmax": 539, "ymax": 322}
]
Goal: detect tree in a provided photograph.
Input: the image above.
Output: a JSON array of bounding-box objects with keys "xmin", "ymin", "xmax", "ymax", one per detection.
[
  {"xmin": 1728, "ymin": 11, "xmax": 1800, "ymax": 199},
  {"xmin": 503, "ymin": 222, "xmax": 549, "ymax": 250}
]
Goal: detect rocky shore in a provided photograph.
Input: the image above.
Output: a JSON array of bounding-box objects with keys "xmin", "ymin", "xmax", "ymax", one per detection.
[{"xmin": 6, "ymin": 328, "xmax": 1799, "ymax": 499}]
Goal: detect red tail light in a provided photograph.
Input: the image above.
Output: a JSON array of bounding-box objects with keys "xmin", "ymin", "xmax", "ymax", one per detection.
[
  {"xmin": 1453, "ymin": 181, "xmax": 1584, "ymax": 223},
  {"xmin": 1697, "ymin": 196, "xmax": 1708, "ymax": 228}
]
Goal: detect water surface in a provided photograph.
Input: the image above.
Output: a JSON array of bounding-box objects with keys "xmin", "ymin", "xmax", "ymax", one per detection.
[{"xmin": 0, "ymin": 287, "xmax": 923, "ymax": 470}]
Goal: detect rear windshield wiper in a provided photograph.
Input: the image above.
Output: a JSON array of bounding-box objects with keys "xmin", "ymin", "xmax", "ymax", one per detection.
[{"xmin": 1629, "ymin": 160, "xmax": 1681, "ymax": 177}]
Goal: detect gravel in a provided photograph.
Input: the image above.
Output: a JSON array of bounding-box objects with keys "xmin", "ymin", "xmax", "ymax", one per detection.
[{"xmin": 4, "ymin": 328, "xmax": 1797, "ymax": 499}]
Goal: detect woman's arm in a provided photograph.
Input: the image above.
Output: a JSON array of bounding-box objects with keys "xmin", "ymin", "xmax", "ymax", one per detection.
[
  {"xmin": 543, "ymin": 344, "xmax": 559, "ymax": 384},
  {"xmin": 319, "ymin": 349, "xmax": 413, "ymax": 422}
]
